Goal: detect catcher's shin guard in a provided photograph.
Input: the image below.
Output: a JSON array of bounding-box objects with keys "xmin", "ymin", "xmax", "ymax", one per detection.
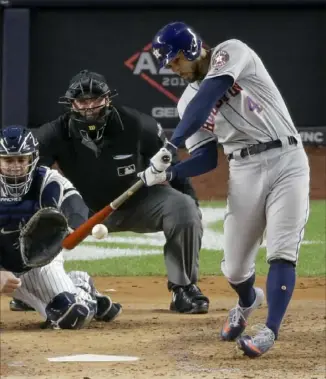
[
  {"xmin": 95, "ymin": 294, "xmax": 122, "ymax": 322},
  {"xmin": 45, "ymin": 291, "xmax": 96, "ymax": 329}
]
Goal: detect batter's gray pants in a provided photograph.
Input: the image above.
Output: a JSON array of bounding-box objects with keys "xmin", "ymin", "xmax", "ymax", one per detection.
[{"xmin": 103, "ymin": 185, "xmax": 203, "ymax": 287}]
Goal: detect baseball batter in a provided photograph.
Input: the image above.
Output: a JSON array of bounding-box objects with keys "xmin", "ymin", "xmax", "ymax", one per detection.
[
  {"xmin": 139, "ymin": 22, "xmax": 310, "ymax": 357},
  {"xmin": 0, "ymin": 125, "xmax": 121, "ymax": 329}
]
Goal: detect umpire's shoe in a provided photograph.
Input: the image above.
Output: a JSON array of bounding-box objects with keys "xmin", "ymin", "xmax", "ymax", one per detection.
[
  {"xmin": 220, "ymin": 287, "xmax": 264, "ymax": 341},
  {"xmin": 170, "ymin": 285, "xmax": 209, "ymax": 314},
  {"xmin": 186, "ymin": 284, "xmax": 209, "ymax": 313},
  {"xmin": 10, "ymin": 298, "xmax": 35, "ymax": 312},
  {"xmin": 95, "ymin": 294, "xmax": 122, "ymax": 322}
]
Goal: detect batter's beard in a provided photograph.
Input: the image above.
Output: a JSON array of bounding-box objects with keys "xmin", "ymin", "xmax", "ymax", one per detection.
[
  {"xmin": 187, "ymin": 61, "xmax": 208, "ymax": 83},
  {"xmin": 188, "ymin": 52, "xmax": 211, "ymax": 82}
]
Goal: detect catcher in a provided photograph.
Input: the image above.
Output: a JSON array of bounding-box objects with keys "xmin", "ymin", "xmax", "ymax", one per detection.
[{"xmin": 0, "ymin": 125, "xmax": 121, "ymax": 329}]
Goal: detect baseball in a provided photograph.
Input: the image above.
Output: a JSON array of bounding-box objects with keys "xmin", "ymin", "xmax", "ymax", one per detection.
[{"xmin": 92, "ymin": 224, "xmax": 108, "ymax": 239}]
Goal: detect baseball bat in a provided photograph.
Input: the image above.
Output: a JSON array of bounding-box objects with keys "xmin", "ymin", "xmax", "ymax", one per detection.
[
  {"xmin": 62, "ymin": 179, "xmax": 144, "ymax": 250},
  {"xmin": 62, "ymin": 154, "xmax": 171, "ymax": 250}
]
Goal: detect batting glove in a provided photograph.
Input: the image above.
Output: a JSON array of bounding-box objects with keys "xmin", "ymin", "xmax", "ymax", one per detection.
[
  {"xmin": 137, "ymin": 167, "xmax": 173, "ymax": 187},
  {"xmin": 149, "ymin": 141, "xmax": 176, "ymax": 172}
]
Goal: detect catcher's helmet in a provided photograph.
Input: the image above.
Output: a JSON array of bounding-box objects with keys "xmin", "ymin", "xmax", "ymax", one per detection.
[
  {"xmin": 0, "ymin": 126, "xmax": 39, "ymax": 198},
  {"xmin": 59, "ymin": 70, "xmax": 117, "ymax": 142},
  {"xmin": 152, "ymin": 22, "xmax": 202, "ymax": 68}
]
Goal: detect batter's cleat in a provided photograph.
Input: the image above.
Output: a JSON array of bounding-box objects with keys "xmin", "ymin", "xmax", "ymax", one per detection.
[
  {"xmin": 10, "ymin": 298, "xmax": 35, "ymax": 312},
  {"xmin": 237, "ymin": 324, "xmax": 275, "ymax": 358},
  {"xmin": 220, "ymin": 287, "xmax": 265, "ymax": 341},
  {"xmin": 95, "ymin": 294, "xmax": 122, "ymax": 322},
  {"xmin": 186, "ymin": 284, "xmax": 209, "ymax": 313}
]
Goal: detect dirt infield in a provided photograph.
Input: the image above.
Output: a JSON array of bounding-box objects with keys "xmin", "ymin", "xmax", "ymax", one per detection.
[
  {"xmin": 1, "ymin": 276, "xmax": 325, "ymax": 379},
  {"xmin": 180, "ymin": 146, "xmax": 326, "ymax": 200}
]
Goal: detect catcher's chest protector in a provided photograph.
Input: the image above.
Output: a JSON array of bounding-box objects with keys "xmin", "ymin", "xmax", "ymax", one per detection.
[{"xmin": 0, "ymin": 167, "xmax": 46, "ymax": 272}]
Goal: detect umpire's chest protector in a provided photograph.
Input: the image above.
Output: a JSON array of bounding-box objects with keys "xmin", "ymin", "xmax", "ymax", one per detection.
[{"xmin": 56, "ymin": 113, "xmax": 142, "ymax": 212}]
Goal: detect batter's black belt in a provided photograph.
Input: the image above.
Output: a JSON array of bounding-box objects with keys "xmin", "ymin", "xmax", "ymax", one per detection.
[{"xmin": 228, "ymin": 136, "xmax": 298, "ymax": 160}]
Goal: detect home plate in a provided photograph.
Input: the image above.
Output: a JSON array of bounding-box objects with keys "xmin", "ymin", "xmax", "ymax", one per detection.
[{"xmin": 47, "ymin": 354, "xmax": 139, "ymax": 362}]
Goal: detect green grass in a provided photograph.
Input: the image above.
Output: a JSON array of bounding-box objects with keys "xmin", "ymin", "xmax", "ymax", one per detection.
[
  {"xmin": 304, "ymin": 200, "xmax": 326, "ymax": 242},
  {"xmin": 93, "ymin": 231, "xmax": 144, "ymax": 238},
  {"xmin": 208, "ymin": 219, "xmax": 224, "ymax": 233},
  {"xmin": 82, "ymin": 241, "xmax": 161, "ymax": 250},
  {"xmin": 64, "ymin": 200, "xmax": 326, "ymax": 277},
  {"xmin": 65, "ymin": 244, "xmax": 325, "ymax": 277}
]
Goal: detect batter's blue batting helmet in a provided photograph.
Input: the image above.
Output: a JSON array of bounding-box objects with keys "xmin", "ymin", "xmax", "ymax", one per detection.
[{"xmin": 152, "ymin": 22, "xmax": 202, "ymax": 68}]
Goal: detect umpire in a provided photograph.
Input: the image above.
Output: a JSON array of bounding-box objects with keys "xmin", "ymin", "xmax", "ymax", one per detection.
[{"xmin": 32, "ymin": 69, "xmax": 209, "ymax": 314}]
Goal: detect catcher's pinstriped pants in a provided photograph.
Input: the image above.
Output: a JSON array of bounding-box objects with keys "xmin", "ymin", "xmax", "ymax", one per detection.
[{"xmin": 13, "ymin": 254, "xmax": 96, "ymax": 319}]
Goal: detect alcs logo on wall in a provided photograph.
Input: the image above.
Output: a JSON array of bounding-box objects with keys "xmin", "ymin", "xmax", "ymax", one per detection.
[{"xmin": 124, "ymin": 43, "xmax": 186, "ymax": 119}]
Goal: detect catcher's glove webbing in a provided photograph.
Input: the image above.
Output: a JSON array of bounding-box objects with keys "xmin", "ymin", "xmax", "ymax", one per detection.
[{"xmin": 19, "ymin": 207, "xmax": 69, "ymax": 269}]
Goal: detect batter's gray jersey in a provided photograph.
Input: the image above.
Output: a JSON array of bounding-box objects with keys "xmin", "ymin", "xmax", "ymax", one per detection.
[{"xmin": 178, "ymin": 39, "xmax": 298, "ymax": 154}]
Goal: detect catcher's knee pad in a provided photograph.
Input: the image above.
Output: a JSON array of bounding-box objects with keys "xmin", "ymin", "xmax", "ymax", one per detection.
[{"xmin": 45, "ymin": 291, "xmax": 96, "ymax": 330}]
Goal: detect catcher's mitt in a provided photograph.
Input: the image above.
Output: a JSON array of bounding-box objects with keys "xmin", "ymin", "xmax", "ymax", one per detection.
[{"xmin": 19, "ymin": 207, "xmax": 69, "ymax": 269}]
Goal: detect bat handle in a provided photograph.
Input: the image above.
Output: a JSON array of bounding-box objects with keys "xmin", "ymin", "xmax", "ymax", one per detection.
[
  {"xmin": 161, "ymin": 155, "xmax": 171, "ymax": 164},
  {"xmin": 110, "ymin": 179, "xmax": 144, "ymax": 209}
]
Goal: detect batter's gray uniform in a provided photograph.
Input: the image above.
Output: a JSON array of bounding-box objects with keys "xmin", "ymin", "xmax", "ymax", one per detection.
[{"xmin": 178, "ymin": 39, "xmax": 310, "ymax": 284}]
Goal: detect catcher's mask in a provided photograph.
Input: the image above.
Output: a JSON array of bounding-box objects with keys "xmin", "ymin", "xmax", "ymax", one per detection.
[
  {"xmin": 59, "ymin": 70, "xmax": 118, "ymax": 142},
  {"xmin": 0, "ymin": 126, "xmax": 39, "ymax": 198}
]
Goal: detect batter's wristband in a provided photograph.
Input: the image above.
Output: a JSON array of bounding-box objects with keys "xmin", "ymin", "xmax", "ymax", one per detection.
[
  {"xmin": 165, "ymin": 169, "xmax": 174, "ymax": 181},
  {"xmin": 164, "ymin": 141, "xmax": 177, "ymax": 154}
]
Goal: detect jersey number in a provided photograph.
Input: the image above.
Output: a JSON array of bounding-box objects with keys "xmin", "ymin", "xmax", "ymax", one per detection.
[{"xmin": 247, "ymin": 96, "xmax": 263, "ymax": 113}]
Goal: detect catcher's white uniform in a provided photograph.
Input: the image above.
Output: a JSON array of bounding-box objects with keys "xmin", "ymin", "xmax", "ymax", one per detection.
[{"xmin": 0, "ymin": 167, "xmax": 110, "ymax": 327}]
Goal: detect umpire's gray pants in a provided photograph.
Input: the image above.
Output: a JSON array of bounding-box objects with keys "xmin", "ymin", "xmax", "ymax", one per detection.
[{"xmin": 102, "ymin": 185, "xmax": 203, "ymax": 287}]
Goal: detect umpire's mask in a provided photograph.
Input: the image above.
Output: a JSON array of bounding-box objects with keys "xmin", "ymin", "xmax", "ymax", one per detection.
[{"xmin": 59, "ymin": 70, "xmax": 118, "ymax": 142}]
